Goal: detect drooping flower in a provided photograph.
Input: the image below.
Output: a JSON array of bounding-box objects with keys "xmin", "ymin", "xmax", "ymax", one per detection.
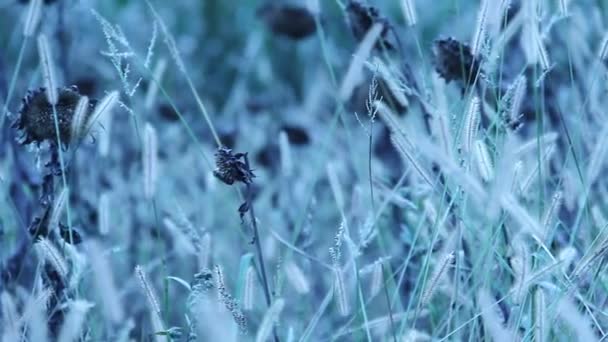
[
  {"xmin": 345, "ymin": 0, "xmax": 394, "ymax": 51},
  {"xmin": 213, "ymin": 147, "xmax": 255, "ymax": 185},
  {"xmin": 432, "ymin": 37, "xmax": 482, "ymax": 84},
  {"xmin": 257, "ymin": 2, "xmax": 317, "ymax": 40},
  {"xmin": 12, "ymin": 86, "xmax": 96, "ymax": 146}
]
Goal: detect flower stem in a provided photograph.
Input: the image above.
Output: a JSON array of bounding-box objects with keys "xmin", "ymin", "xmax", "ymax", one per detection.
[{"xmin": 244, "ymin": 154, "xmax": 280, "ymax": 342}]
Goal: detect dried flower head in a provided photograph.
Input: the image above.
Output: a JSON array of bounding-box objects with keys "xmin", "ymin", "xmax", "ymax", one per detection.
[
  {"xmin": 58, "ymin": 223, "xmax": 83, "ymax": 245},
  {"xmin": 12, "ymin": 86, "xmax": 96, "ymax": 146},
  {"xmin": 432, "ymin": 37, "xmax": 481, "ymax": 84},
  {"xmin": 281, "ymin": 124, "xmax": 310, "ymax": 145},
  {"xmin": 257, "ymin": 2, "xmax": 317, "ymax": 40},
  {"xmin": 19, "ymin": 0, "xmax": 56, "ymax": 5},
  {"xmin": 345, "ymin": 0, "xmax": 394, "ymax": 50},
  {"xmin": 213, "ymin": 147, "xmax": 255, "ymax": 185}
]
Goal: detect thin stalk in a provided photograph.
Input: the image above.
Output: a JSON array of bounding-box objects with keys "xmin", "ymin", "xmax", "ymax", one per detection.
[
  {"xmin": 382, "ymin": 264, "xmax": 398, "ymax": 342},
  {"xmin": 368, "ymin": 121, "xmax": 375, "ymax": 214},
  {"xmin": 0, "ymin": 38, "xmax": 29, "ymax": 136},
  {"xmin": 185, "ymin": 77, "xmax": 221, "ymax": 147},
  {"xmin": 244, "ymin": 154, "xmax": 280, "ymax": 342},
  {"xmin": 151, "ymin": 199, "xmax": 170, "ymax": 325},
  {"xmin": 354, "ymin": 269, "xmax": 373, "ymax": 342},
  {"xmin": 50, "ymin": 104, "xmax": 73, "ymax": 245}
]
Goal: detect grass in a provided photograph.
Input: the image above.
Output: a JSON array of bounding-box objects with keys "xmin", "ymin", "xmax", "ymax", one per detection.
[{"xmin": 1, "ymin": 0, "xmax": 608, "ymax": 341}]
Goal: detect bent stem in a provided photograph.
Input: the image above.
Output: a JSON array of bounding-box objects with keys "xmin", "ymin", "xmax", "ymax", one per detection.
[{"xmin": 243, "ymin": 154, "xmax": 280, "ymax": 342}]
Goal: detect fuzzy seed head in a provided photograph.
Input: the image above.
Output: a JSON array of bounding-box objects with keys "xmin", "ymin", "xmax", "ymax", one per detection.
[
  {"xmin": 533, "ymin": 28, "xmax": 550, "ymax": 70},
  {"xmin": 214, "ymin": 265, "xmax": 248, "ymax": 333},
  {"xmin": 471, "ymin": 0, "xmax": 489, "ymax": 56},
  {"xmin": 474, "ymin": 139, "xmax": 494, "ymax": 181},
  {"xmin": 463, "ymin": 96, "xmax": 481, "ymax": 154},
  {"xmin": 421, "ymin": 252, "xmax": 454, "ymax": 305},
  {"xmin": 70, "ymin": 95, "xmax": 90, "ymax": 142},
  {"xmin": 85, "ymin": 90, "xmax": 119, "ymax": 135},
  {"xmin": 35, "ymin": 237, "xmax": 69, "ymax": 280},
  {"xmin": 37, "ymin": 35, "xmax": 58, "ymax": 106}
]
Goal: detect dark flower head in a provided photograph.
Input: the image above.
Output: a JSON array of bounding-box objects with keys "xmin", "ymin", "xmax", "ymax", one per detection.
[
  {"xmin": 28, "ymin": 205, "xmax": 52, "ymax": 240},
  {"xmin": 213, "ymin": 147, "xmax": 255, "ymax": 185},
  {"xmin": 12, "ymin": 86, "xmax": 96, "ymax": 146},
  {"xmin": 281, "ymin": 124, "xmax": 310, "ymax": 145},
  {"xmin": 432, "ymin": 37, "xmax": 482, "ymax": 84},
  {"xmin": 27, "ymin": 199, "xmax": 82, "ymax": 244},
  {"xmin": 58, "ymin": 223, "xmax": 83, "ymax": 245},
  {"xmin": 257, "ymin": 2, "xmax": 317, "ymax": 40},
  {"xmin": 18, "ymin": 0, "xmax": 57, "ymax": 4},
  {"xmin": 345, "ymin": 0, "xmax": 394, "ymax": 51}
]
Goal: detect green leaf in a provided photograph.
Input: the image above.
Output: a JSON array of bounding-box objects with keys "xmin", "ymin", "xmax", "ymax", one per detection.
[{"xmin": 236, "ymin": 253, "xmax": 254, "ymax": 302}]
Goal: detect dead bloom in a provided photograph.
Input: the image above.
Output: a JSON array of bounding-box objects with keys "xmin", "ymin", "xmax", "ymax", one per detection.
[{"xmin": 213, "ymin": 147, "xmax": 255, "ymax": 185}]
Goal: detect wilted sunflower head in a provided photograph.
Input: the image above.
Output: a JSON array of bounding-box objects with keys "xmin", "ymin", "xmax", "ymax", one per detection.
[
  {"xmin": 256, "ymin": 2, "xmax": 317, "ymax": 40},
  {"xmin": 345, "ymin": 0, "xmax": 394, "ymax": 51},
  {"xmin": 18, "ymin": 0, "xmax": 58, "ymax": 4},
  {"xmin": 432, "ymin": 37, "xmax": 482, "ymax": 84},
  {"xmin": 213, "ymin": 147, "xmax": 255, "ymax": 185},
  {"xmin": 12, "ymin": 86, "xmax": 96, "ymax": 146}
]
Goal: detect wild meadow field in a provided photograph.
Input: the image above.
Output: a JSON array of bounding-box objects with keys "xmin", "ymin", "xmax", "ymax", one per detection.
[{"xmin": 1, "ymin": 0, "xmax": 608, "ymax": 340}]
